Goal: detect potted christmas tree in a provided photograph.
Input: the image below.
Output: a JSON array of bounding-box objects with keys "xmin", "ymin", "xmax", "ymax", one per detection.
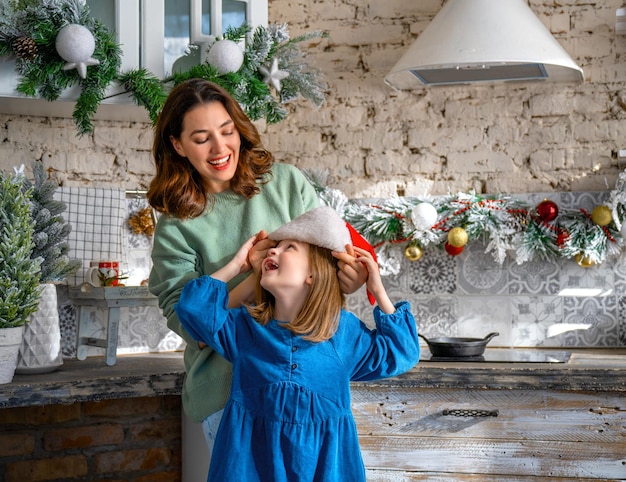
[
  {"xmin": 16, "ymin": 161, "xmax": 80, "ymax": 374},
  {"xmin": 0, "ymin": 167, "xmax": 42, "ymax": 383}
]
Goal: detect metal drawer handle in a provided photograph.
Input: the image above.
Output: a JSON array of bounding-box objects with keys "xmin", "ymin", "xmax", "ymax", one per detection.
[{"xmin": 442, "ymin": 408, "xmax": 499, "ymax": 417}]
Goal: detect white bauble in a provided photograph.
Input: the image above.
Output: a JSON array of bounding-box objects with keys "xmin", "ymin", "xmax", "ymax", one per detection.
[
  {"xmin": 55, "ymin": 24, "xmax": 99, "ymax": 78},
  {"xmin": 56, "ymin": 24, "xmax": 96, "ymax": 63},
  {"xmin": 411, "ymin": 202, "xmax": 438, "ymax": 230},
  {"xmin": 207, "ymin": 40, "xmax": 244, "ymax": 74}
]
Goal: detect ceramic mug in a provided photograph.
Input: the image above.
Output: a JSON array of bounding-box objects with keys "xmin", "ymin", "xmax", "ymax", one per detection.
[{"xmin": 86, "ymin": 260, "xmax": 120, "ymax": 287}]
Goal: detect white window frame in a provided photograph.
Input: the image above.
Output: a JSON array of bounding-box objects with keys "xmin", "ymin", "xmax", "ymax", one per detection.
[{"xmin": 111, "ymin": 0, "xmax": 268, "ymax": 79}]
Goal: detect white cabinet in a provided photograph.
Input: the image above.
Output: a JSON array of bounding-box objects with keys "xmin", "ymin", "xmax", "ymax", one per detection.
[
  {"xmin": 0, "ymin": 0, "xmax": 268, "ymax": 122},
  {"xmin": 87, "ymin": 0, "xmax": 268, "ymax": 78}
]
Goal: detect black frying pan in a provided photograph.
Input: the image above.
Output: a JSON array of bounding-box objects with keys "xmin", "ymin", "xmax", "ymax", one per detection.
[{"xmin": 418, "ymin": 332, "xmax": 499, "ymax": 357}]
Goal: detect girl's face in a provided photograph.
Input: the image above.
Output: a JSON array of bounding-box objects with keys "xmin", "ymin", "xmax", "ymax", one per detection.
[
  {"xmin": 261, "ymin": 240, "xmax": 312, "ymax": 297},
  {"xmin": 170, "ymin": 101, "xmax": 241, "ymax": 193}
]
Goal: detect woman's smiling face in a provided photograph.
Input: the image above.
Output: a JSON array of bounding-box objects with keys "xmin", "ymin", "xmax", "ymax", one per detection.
[{"xmin": 170, "ymin": 101, "xmax": 241, "ymax": 193}]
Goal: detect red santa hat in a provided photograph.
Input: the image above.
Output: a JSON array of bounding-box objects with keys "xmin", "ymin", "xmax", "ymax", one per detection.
[{"xmin": 268, "ymin": 206, "xmax": 378, "ymax": 305}]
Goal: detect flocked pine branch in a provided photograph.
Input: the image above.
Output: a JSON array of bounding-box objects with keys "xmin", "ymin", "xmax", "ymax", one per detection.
[
  {"xmin": 0, "ymin": 167, "xmax": 42, "ymax": 328},
  {"xmin": 22, "ymin": 160, "xmax": 81, "ymax": 283}
]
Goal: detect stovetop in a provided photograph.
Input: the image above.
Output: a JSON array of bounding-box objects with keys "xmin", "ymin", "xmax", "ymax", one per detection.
[{"xmin": 420, "ymin": 347, "xmax": 571, "ymax": 363}]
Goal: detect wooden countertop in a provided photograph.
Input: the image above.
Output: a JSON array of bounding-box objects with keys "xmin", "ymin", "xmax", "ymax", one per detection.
[
  {"xmin": 1, "ymin": 352, "xmax": 185, "ymax": 409},
  {"xmin": 1, "ymin": 349, "xmax": 625, "ymax": 409}
]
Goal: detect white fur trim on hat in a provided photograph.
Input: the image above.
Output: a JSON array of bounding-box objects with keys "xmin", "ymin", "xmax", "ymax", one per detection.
[{"xmin": 268, "ymin": 206, "xmax": 351, "ymax": 253}]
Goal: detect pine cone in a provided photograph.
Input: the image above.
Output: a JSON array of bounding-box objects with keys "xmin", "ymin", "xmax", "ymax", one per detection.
[{"xmin": 12, "ymin": 36, "xmax": 38, "ymax": 60}]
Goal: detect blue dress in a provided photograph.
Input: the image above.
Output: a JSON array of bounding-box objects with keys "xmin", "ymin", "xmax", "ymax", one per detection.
[{"xmin": 175, "ymin": 275, "xmax": 420, "ymax": 482}]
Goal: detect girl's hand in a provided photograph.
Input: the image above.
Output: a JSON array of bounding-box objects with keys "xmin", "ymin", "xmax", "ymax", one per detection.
[
  {"xmin": 353, "ymin": 246, "xmax": 395, "ymax": 314},
  {"xmin": 352, "ymin": 246, "xmax": 382, "ymax": 291},
  {"xmin": 333, "ymin": 244, "xmax": 368, "ymax": 294}
]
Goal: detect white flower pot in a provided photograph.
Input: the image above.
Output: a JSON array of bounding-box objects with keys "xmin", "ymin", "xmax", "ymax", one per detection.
[
  {"xmin": 16, "ymin": 283, "xmax": 64, "ymax": 374},
  {"xmin": 0, "ymin": 325, "xmax": 25, "ymax": 384}
]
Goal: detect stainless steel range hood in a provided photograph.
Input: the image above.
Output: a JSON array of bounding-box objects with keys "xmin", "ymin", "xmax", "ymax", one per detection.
[{"xmin": 384, "ymin": 0, "xmax": 584, "ymax": 89}]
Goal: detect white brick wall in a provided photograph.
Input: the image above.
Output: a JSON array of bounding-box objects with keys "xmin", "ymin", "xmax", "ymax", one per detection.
[{"xmin": 1, "ymin": 0, "xmax": 626, "ymax": 198}]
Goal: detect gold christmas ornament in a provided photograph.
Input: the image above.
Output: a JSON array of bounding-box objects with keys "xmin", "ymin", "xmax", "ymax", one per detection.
[
  {"xmin": 591, "ymin": 205, "xmax": 612, "ymax": 226},
  {"xmin": 128, "ymin": 207, "xmax": 156, "ymax": 237},
  {"xmin": 575, "ymin": 252, "xmax": 595, "ymax": 268},
  {"xmin": 404, "ymin": 243, "xmax": 423, "ymax": 261},
  {"xmin": 447, "ymin": 226, "xmax": 469, "ymax": 248}
]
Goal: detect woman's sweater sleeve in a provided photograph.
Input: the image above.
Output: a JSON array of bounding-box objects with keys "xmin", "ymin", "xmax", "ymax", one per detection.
[{"xmin": 149, "ymin": 218, "xmax": 200, "ymax": 346}]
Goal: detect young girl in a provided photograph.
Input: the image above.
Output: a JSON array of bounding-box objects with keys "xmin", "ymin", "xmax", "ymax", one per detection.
[{"xmin": 175, "ymin": 206, "xmax": 420, "ymax": 482}]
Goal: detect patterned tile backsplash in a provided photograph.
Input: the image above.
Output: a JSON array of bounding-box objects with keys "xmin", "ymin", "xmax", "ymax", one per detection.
[
  {"xmin": 55, "ymin": 189, "xmax": 625, "ymax": 359},
  {"xmin": 346, "ymin": 191, "xmax": 626, "ymax": 349}
]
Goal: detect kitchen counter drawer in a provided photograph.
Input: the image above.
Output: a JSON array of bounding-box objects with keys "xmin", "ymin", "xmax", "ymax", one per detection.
[{"xmin": 352, "ymin": 386, "xmax": 626, "ymax": 480}]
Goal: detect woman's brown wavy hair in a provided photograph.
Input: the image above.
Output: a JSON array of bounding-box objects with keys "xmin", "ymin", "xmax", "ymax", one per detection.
[
  {"xmin": 247, "ymin": 244, "xmax": 346, "ymax": 343},
  {"xmin": 147, "ymin": 79, "xmax": 274, "ymax": 219}
]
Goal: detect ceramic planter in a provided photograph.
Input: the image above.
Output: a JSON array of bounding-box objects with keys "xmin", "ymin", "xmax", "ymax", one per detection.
[
  {"xmin": 0, "ymin": 326, "xmax": 25, "ymax": 384},
  {"xmin": 16, "ymin": 283, "xmax": 63, "ymax": 374}
]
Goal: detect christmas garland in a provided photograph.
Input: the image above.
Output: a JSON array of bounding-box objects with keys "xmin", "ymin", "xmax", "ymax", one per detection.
[
  {"xmin": 304, "ymin": 169, "xmax": 626, "ymax": 273},
  {"xmin": 0, "ymin": 0, "xmax": 327, "ymax": 135}
]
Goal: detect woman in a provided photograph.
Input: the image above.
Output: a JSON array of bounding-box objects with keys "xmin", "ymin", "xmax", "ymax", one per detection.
[
  {"xmin": 147, "ymin": 79, "xmax": 366, "ymax": 453},
  {"xmin": 175, "ymin": 206, "xmax": 420, "ymax": 481}
]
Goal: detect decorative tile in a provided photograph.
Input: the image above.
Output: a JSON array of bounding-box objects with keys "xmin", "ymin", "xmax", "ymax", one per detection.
[
  {"xmin": 58, "ymin": 302, "xmax": 77, "ymax": 358},
  {"xmin": 408, "ymin": 246, "xmax": 457, "ymax": 295},
  {"xmin": 560, "ymin": 257, "xmax": 614, "ymax": 295},
  {"xmin": 508, "ymin": 258, "xmax": 560, "ymax": 295},
  {"xmin": 456, "ymin": 242, "xmax": 508, "ymax": 295},
  {"xmin": 117, "ymin": 306, "xmax": 184, "ymax": 354},
  {"xmin": 611, "ymin": 254, "xmax": 626, "ymax": 295},
  {"xmin": 409, "ymin": 295, "xmax": 457, "ymax": 338},
  {"xmin": 453, "ymin": 296, "xmax": 512, "ymax": 347},
  {"xmin": 510, "ymin": 296, "xmax": 563, "ymax": 346},
  {"xmin": 560, "ymin": 296, "xmax": 618, "ymax": 347}
]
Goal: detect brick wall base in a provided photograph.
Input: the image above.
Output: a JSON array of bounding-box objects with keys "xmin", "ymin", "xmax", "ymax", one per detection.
[{"xmin": 0, "ymin": 396, "xmax": 181, "ymax": 482}]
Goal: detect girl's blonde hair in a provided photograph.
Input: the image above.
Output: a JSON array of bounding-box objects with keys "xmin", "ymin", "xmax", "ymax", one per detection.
[{"xmin": 247, "ymin": 244, "xmax": 345, "ymax": 342}]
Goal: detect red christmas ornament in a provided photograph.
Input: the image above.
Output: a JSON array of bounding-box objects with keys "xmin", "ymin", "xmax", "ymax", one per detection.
[
  {"xmin": 536, "ymin": 199, "xmax": 558, "ymax": 223},
  {"xmin": 444, "ymin": 242, "xmax": 464, "ymax": 256}
]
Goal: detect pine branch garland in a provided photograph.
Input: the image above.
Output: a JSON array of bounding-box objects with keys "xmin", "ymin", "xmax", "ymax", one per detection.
[
  {"xmin": 117, "ymin": 68, "xmax": 168, "ymax": 123},
  {"xmin": 304, "ymin": 170, "xmax": 626, "ymax": 269}
]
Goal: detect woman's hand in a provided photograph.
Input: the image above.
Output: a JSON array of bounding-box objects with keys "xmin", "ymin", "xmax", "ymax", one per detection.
[
  {"xmin": 333, "ymin": 244, "xmax": 368, "ymax": 294},
  {"xmin": 248, "ymin": 230, "xmax": 276, "ymax": 274}
]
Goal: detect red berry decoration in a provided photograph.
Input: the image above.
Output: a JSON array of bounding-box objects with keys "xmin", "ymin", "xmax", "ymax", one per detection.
[
  {"xmin": 444, "ymin": 242, "xmax": 464, "ymax": 256},
  {"xmin": 536, "ymin": 199, "xmax": 558, "ymax": 223},
  {"xmin": 556, "ymin": 229, "xmax": 569, "ymax": 248}
]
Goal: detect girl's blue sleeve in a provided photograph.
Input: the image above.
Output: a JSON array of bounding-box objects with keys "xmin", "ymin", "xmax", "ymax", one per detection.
[
  {"xmin": 345, "ymin": 301, "xmax": 421, "ymax": 381},
  {"xmin": 174, "ymin": 275, "xmax": 239, "ymax": 361}
]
